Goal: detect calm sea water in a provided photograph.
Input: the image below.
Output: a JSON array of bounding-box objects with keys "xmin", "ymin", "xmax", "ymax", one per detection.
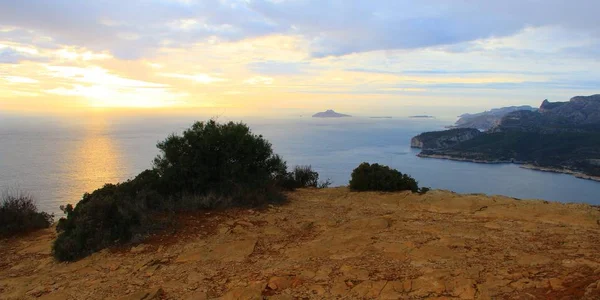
[{"xmin": 1, "ymin": 114, "xmax": 599, "ymax": 215}]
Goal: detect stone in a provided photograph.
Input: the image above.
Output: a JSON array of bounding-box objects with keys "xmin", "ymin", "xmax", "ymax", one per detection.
[
  {"xmin": 176, "ymin": 239, "xmax": 257, "ymax": 263},
  {"xmin": 130, "ymin": 245, "xmax": 148, "ymax": 254},
  {"xmin": 549, "ymin": 278, "xmax": 564, "ymax": 290},
  {"xmin": 298, "ymin": 270, "xmax": 316, "ymax": 280},
  {"xmin": 339, "ymin": 265, "xmax": 370, "ymax": 281},
  {"xmin": 220, "ymin": 282, "xmax": 265, "ymax": 300},
  {"xmin": 411, "ymin": 274, "xmax": 446, "ymax": 297},
  {"xmin": 308, "ymin": 285, "xmax": 326, "ymax": 296},
  {"xmin": 266, "ymin": 276, "xmax": 301, "ymax": 290},
  {"xmin": 380, "ymin": 280, "xmax": 410, "ymax": 299},
  {"xmin": 184, "ymin": 291, "xmax": 208, "ymax": 300},
  {"xmin": 330, "ymin": 279, "xmax": 350, "ymax": 297},
  {"xmin": 187, "ymin": 272, "xmax": 205, "ymax": 283},
  {"xmin": 313, "ymin": 266, "xmax": 333, "ymax": 282},
  {"xmin": 267, "ymin": 295, "xmax": 294, "ymax": 300},
  {"xmin": 348, "ymin": 280, "xmax": 387, "ymax": 298},
  {"xmin": 236, "ymin": 221, "xmax": 254, "ymax": 227},
  {"xmin": 118, "ymin": 287, "xmax": 163, "ymax": 300},
  {"xmin": 446, "ymin": 277, "xmax": 476, "ymax": 299}
]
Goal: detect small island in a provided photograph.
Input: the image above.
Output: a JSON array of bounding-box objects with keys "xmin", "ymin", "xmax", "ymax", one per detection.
[
  {"xmin": 312, "ymin": 109, "xmax": 351, "ymax": 118},
  {"xmin": 409, "ymin": 115, "xmax": 435, "ymax": 119}
]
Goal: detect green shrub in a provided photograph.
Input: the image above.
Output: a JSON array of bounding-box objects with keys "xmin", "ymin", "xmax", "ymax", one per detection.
[
  {"xmin": 349, "ymin": 163, "xmax": 419, "ymax": 192},
  {"xmin": 279, "ymin": 165, "xmax": 331, "ymax": 190},
  {"xmin": 53, "ymin": 120, "xmax": 302, "ymax": 261},
  {"xmin": 153, "ymin": 120, "xmax": 288, "ymax": 206},
  {"xmin": 0, "ymin": 191, "xmax": 53, "ymax": 237},
  {"xmin": 418, "ymin": 187, "xmax": 431, "ymax": 195},
  {"xmin": 53, "ymin": 183, "xmax": 150, "ymax": 261}
]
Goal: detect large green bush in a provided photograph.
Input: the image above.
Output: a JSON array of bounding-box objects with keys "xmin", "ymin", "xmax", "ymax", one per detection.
[
  {"xmin": 53, "ymin": 120, "xmax": 323, "ymax": 261},
  {"xmin": 0, "ymin": 191, "xmax": 53, "ymax": 237},
  {"xmin": 153, "ymin": 120, "xmax": 288, "ymax": 205},
  {"xmin": 349, "ymin": 163, "xmax": 419, "ymax": 192}
]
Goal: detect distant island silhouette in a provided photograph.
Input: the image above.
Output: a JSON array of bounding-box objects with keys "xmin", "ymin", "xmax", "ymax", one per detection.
[
  {"xmin": 312, "ymin": 109, "xmax": 351, "ymax": 118},
  {"xmin": 409, "ymin": 115, "xmax": 435, "ymax": 118}
]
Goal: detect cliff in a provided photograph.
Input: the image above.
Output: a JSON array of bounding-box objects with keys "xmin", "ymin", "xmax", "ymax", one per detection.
[
  {"xmin": 450, "ymin": 105, "xmax": 536, "ymax": 131},
  {"xmin": 411, "ymin": 128, "xmax": 482, "ymax": 150},
  {"xmin": 492, "ymin": 95, "xmax": 600, "ymax": 133},
  {"xmin": 2, "ymin": 188, "xmax": 600, "ymax": 299},
  {"xmin": 415, "ymin": 95, "xmax": 600, "ymax": 179},
  {"xmin": 539, "ymin": 95, "xmax": 600, "ymax": 124}
]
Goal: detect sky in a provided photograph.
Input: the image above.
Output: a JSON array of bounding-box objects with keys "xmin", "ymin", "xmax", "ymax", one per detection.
[{"xmin": 1, "ymin": 0, "xmax": 599, "ymax": 117}]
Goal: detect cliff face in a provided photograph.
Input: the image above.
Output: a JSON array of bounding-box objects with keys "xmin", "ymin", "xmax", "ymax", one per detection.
[
  {"xmin": 3, "ymin": 188, "xmax": 600, "ymax": 300},
  {"xmin": 491, "ymin": 95, "xmax": 600, "ymax": 133},
  {"xmin": 413, "ymin": 95, "xmax": 600, "ymax": 178},
  {"xmin": 411, "ymin": 128, "xmax": 482, "ymax": 150},
  {"xmin": 539, "ymin": 94, "xmax": 600, "ymax": 124},
  {"xmin": 451, "ymin": 105, "xmax": 536, "ymax": 131}
]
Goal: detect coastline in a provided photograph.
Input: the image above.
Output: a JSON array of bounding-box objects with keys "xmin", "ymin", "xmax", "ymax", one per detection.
[
  {"xmin": 418, "ymin": 153, "xmax": 600, "ymax": 182},
  {"xmin": 520, "ymin": 164, "xmax": 600, "ymax": 182},
  {"xmin": 417, "ymin": 153, "xmax": 513, "ymax": 164}
]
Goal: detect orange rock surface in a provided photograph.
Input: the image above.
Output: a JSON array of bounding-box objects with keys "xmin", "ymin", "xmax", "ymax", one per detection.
[{"xmin": 2, "ymin": 188, "xmax": 600, "ymax": 299}]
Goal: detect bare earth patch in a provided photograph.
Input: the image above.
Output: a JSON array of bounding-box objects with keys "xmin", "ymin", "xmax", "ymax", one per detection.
[{"xmin": 2, "ymin": 188, "xmax": 600, "ymax": 299}]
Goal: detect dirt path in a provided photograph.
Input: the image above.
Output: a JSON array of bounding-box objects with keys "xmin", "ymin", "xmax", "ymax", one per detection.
[{"xmin": 2, "ymin": 188, "xmax": 600, "ymax": 299}]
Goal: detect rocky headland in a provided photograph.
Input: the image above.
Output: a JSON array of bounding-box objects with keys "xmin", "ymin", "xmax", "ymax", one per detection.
[
  {"xmin": 3, "ymin": 188, "xmax": 600, "ymax": 299},
  {"xmin": 411, "ymin": 128, "xmax": 482, "ymax": 150},
  {"xmin": 413, "ymin": 95, "xmax": 600, "ymax": 180}
]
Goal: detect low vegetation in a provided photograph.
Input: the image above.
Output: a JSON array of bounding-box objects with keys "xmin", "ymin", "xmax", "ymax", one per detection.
[
  {"xmin": 280, "ymin": 165, "xmax": 331, "ymax": 190},
  {"xmin": 0, "ymin": 191, "xmax": 53, "ymax": 237},
  {"xmin": 349, "ymin": 162, "xmax": 424, "ymax": 193},
  {"xmin": 422, "ymin": 131, "xmax": 600, "ymax": 176},
  {"xmin": 53, "ymin": 120, "xmax": 328, "ymax": 261}
]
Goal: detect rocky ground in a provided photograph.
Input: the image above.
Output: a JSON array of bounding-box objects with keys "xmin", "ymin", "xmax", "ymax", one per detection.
[{"xmin": 2, "ymin": 188, "xmax": 600, "ymax": 299}]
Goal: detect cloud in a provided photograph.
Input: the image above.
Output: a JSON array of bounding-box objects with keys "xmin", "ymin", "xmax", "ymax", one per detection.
[
  {"xmin": 160, "ymin": 73, "xmax": 227, "ymax": 84},
  {"xmin": 4, "ymin": 76, "xmax": 39, "ymax": 84},
  {"xmin": 2, "ymin": 1, "xmax": 600, "ymax": 59},
  {"xmin": 0, "ymin": 47, "xmax": 45, "ymax": 64},
  {"xmin": 243, "ymin": 76, "xmax": 274, "ymax": 85},
  {"xmin": 249, "ymin": 0, "xmax": 600, "ymax": 56},
  {"xmin": 247, "ymin": 61, "xmax": 309, "ymax": 75}
]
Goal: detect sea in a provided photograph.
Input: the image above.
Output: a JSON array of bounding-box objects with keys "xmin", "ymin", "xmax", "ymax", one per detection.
[{"xmin": 2, "ymin": 113, "xmax": 599, "ymax": 215}]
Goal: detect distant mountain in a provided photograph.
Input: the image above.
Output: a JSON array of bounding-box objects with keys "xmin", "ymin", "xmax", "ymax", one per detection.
[
  {"xmin": 492, "ymin": 95, "xmax": 600, "ymax": 133},
  {"xmin": 412, "ymin": 95, "xmax": 600, "ymax": 180},
  {"xmin": 312, "ymin": 110, "xmax": 351, "ymax": 118},
  {"xmin": 451, "ymin": 105, "xmax": 537, "ymax": 131}
]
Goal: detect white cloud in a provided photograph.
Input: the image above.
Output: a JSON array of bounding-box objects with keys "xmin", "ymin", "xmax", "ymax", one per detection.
[
  {"xmin": 4, "ymin": 76, "xmax": 39, "ymax": 84},
  {"xmin": 161, "ymin": 73, "xmax": 227, "ymax": 84},
  {"xmin": 243, "ymin": 76, "xmax": 273, "ymax": 85}
]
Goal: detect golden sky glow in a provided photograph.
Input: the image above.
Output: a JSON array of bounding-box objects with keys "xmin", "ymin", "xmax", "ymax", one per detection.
[{"xmin": 1, "ymin": 1, "xmax": 600, "ymax": 116}]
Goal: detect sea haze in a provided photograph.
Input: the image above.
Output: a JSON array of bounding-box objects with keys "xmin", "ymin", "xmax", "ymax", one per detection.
[{"xmin": 1, "ymin": 114, "xmax": 599, "ymax": 215}]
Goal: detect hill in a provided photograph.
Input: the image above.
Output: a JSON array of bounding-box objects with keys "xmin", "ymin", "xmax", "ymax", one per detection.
[
  {"xmin": 2, "ymin": 188, "xmax": 600, "ymax": 299},
  {"xmin": 415, "ymin": 95, "xmax": 600, "ymax": 179},
  {"xmin": 450, "ymin": 105, "xmax": 537, "ymax": 131}
]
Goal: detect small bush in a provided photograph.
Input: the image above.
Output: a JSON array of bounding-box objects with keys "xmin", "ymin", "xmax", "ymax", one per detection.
[
  {"xmin": 418, "ymin": 187, "xmax": 431, "ymax": 195},
  {"xmin": 0, "ymin": 191, "xmax": 53, "ymax": 237},
  {"xmin": 53, "ymin": 183, "xmax": 149, "ymax": 261},
  {"xmin": 279, "ymin": 165, "xmax": 331, "ymax": 190},
  {"xmin": 349, "ymin": 163, "xmax": 419, "ymax": 192}
]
